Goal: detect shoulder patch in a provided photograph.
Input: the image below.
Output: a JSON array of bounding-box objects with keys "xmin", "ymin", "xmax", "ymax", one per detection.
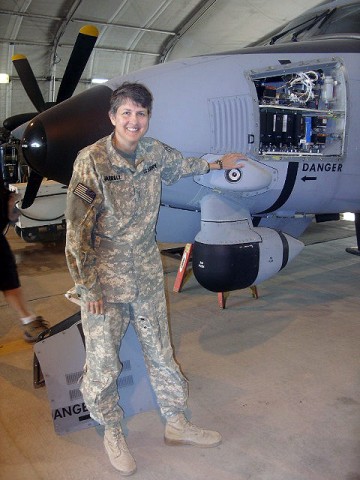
[
  {"xmin": 73, "ymin": 183, "xmax": 96, "ymax": 204},
  {"xmin": 161, "ymin": 142, "xmax": 176, "ymax": 154}
]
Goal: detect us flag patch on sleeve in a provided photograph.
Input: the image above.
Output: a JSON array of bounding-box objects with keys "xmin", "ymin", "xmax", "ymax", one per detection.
[{"xmin": 73, "ymin": 183, "xmax": 96, "ymax": 204}]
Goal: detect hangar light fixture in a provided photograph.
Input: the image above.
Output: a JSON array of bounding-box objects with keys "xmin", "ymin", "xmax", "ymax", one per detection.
[
  {"xmin": 342, "ymin": 212, "xmax": 355, "ymax": 221},
  {"xmin": 91, "ymin": 78, "xmax": 108, "ymax": 84},
  {"xmin": 0, "ymin": 73, "xmax": 10, "ymax": 83}
]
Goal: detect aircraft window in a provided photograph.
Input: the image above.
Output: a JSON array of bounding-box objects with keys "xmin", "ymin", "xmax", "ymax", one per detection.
[
  {"xmin": 313, "ymin": 4, "xmax": 360, "ymax": 35},
  {"xmin": 252, "ymin": 3, "xmax": 360, "ymax": 45},
  {"xmin": 270, "ymin": 8, "xmax": 336, "ymax": 44},
  {"xmin": 291, "ymin": 8, "xmax": 337, "ymax": 42}
]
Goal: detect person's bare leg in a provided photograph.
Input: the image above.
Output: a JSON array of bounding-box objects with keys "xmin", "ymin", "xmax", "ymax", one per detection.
[
  {"xmin": 3, "ymin": 287, "xmax": 33, "ymax": 318},
  {"xmin": 2, "ymin": 287, "xmax": 48, "ymax": 342}
]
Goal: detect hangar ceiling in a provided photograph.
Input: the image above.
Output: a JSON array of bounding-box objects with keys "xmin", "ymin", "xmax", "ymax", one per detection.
[{"xmin": 0, "ymin": 0, "xmax": 326, "ymax": 125}]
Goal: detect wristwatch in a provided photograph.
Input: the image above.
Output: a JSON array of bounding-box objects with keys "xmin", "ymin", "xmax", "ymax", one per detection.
[{"xmin": 215, "ymin": 159, "xmax": 223, "ymax": 169}]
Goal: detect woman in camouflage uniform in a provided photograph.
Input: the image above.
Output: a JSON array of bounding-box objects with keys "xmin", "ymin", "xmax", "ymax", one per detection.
[{"xmin": 65, "ymin": 82, "xmax": 246, "ymax": 476}]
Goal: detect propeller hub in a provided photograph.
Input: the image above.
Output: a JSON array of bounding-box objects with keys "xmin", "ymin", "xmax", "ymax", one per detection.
[{"xmin": 22, "ymin": 118, "xmax": 47, "ymax": 174}]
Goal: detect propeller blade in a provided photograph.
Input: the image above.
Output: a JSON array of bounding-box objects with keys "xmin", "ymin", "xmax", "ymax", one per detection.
[
  {"xmin": 3, "ymin": 112, "xmax": 38, "ymax": 132},
  {"xmin": 12, "ymin": 54, "xmax": 46, "ymax": 112},
  {"xmin": 21, "ymin": 170, "xmax": 44, "ymax": 209},
  {"xmin": 12, "ymin": 122, "xmax": 31, "ymax": 140},
  {"xmin": 56, "ymin": 25, "xmax": 99, "ymax": 103}
]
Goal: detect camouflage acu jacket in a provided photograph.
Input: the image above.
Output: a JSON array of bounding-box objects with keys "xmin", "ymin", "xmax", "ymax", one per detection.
[{"xmin": 65, "ymin": 133, "xmax": 209, "ymax": 303}]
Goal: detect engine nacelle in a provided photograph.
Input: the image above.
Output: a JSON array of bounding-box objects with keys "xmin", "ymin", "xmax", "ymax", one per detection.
[{"xmin": 192, "ymin": 194, "xmax": 304, "ymax": 292}]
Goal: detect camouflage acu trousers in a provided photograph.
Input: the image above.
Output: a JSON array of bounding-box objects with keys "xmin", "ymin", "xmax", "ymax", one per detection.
[{"xmin": 80, "ymin": 287, "xmax": 188, "ymax": 426}]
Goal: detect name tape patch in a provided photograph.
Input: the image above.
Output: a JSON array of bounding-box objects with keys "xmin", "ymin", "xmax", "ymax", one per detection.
[
  {"xmin": 143, "ymin": 163, "xmax": 157, "ymax": 174},
  {"xmin": 103, "ymin": 174, "xmax": 124, "ymax": 182}
]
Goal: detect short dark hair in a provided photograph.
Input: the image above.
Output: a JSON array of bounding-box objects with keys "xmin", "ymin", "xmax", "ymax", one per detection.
[{"xmin": 109, "ymin": 82, "xmax": 153, "ymax": 116}]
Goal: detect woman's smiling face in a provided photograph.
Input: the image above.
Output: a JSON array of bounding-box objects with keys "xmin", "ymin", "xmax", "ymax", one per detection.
[{"xmin": 109, "ymin": 98, "xmax": 150, "ymax": 153}]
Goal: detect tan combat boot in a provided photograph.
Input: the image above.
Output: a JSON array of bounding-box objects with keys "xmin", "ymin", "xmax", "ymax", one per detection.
[
  {"xmin": 104, "ymin": 427, "xmax": 136, "ymax": 476},
  {"xmin": 164, "ymin": 413, "xmax": 222, "ymax": 448}
]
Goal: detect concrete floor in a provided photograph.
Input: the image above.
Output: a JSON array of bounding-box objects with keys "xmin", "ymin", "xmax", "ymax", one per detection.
[{"xmin": 0, "ymin": 223, "xmax": 359, "ymax": 480}]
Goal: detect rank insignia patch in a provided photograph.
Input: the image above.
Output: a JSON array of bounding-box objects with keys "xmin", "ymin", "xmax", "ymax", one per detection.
[{"xmin": 73, "ymin": 183, "xmax": 96, "ymax": 204}]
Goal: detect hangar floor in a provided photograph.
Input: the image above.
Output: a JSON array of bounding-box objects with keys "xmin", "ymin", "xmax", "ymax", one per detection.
[{"xmin": 0, "ymin": 221, "xmax": 359, "ymax": 480}]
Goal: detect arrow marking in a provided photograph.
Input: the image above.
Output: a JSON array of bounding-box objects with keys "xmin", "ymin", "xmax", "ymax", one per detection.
[{"xmin": 301, "ymin": 176, "xmax": 317, "ymax": 182}]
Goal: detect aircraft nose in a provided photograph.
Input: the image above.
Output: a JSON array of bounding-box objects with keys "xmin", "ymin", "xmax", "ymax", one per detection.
[
  {"xmin": 22, "ymin": 117, "xmax": 47, "ymax": 175},
  {"xmin": 17, "ymin": 85, "xmax": 113, "ymax": 186}
]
